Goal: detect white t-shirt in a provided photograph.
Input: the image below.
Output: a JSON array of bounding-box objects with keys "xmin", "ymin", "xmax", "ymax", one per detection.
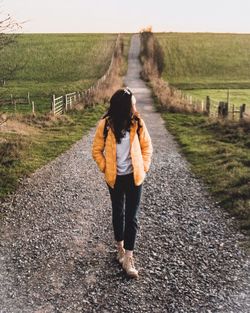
[{"xmin": 116, "ymin": 131, "xmax": 133, "ymax": 175}]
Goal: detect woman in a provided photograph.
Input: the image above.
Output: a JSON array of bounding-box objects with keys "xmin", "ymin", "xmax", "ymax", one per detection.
[{"xmin": 92, "ymin": 87, "xmax": 153, "ymax": 278}]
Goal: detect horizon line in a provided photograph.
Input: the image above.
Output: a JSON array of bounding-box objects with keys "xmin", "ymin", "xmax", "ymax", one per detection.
[{"xmin": 17, "ymin": 31, "xmax": 250, "ymax": 35}]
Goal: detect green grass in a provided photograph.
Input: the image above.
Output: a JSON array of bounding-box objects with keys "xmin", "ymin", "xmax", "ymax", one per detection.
[
  {"xmin": 183, "ymin": 89, "xmax": 250, "ymax": 106},
  {"xmin": 0, "ymin": 32, "xmax": 132, "ymax": 200},
  {"xmin": 0, "ymin": 104, "xmax": 107, "ymax": 198},
  {"xmin": 156, "ymin": 32, "xmax": 250, "ymax": 89},
  {"xmin": 155, "ymin": 32, "xmax": 250, "ymax": 115},
  {"xmin": 158, "ymin": 109, "xmax": 250, "ymax": 236},
  {"xmin": 0, "ymin": 34, "xmax": 117, "ymax": 112},
  {"xmin": 120, "ymin": 34, "xmax": 132, "ymax": 76}
]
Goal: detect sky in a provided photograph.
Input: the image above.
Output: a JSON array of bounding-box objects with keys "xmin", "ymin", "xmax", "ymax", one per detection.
[{"xmin": 2, "ymin": 0, "xmax": 250, "ymax": 33}]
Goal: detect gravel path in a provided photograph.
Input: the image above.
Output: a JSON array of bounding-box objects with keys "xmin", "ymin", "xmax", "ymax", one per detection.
[{"xmin": 1, "ymin": 34, "xmax": 250, "ymax": 313}]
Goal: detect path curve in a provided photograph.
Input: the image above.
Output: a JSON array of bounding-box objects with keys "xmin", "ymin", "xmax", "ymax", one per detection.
[{"xmin": 1, "ymin": 34, "xmax": 250, "ymax": 313}]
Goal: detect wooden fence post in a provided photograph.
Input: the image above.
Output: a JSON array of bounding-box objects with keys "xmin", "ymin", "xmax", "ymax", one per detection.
[
  {"xmin": 240, "ymin": 104, "xmax": 246, "ymax": 119},
  {"xmin": 32, "ymin": 101, "xmax": 35, "ymax": 115},
  {"xmin": 52, "ymin": 95, "xmax": 56, "ymax": 115},
  {"xmin": 206, "ymin": 96, "xmax": 210, "ymax": 115},
  {"xmin": 64, "ymin": 95, "xmax": 68, "ymax": 112},
  {"xmin": 27, "ymin": 92, "xmax": 31, "ymax": 105},
  {"xmin": 201, "ymin": 100, "xmax": 204, "ymax": 112},
  {"xmin": 189, "ymin": 95, "xmax": 192, "ymax": 105},
  {"xmin": 225, "ymin": 102, "xmax": 229, "ymax": 118},
  {"xmin": 227, "ymin": 88, "xmax": 230, "ymax": 109},
  {"xmin": 218, "ymin": 101, "xmax": 228, "ymax": 118},
  {"xmin": 10, "ymin": 94, "xmax": 14, "ymax": 105}
]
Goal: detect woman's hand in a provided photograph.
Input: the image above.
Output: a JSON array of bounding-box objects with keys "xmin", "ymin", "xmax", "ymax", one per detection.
[{"xmin": 132, "ymin": 95, "xmax": 137, "ymax": 113}]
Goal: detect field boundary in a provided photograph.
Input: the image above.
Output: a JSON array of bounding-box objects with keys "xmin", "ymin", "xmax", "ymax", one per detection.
[
  {"xmin": 50, "ymin": 34, "xmax": 122, "ymax": 115},
  {"xmin": 139, "ymin": 31, "xmax": 250, "ymax": 122},
  {"xmin": 0, "ymin": 34, "xmax": 123, "ymax": 116},
  {"xmin": 0, "ymin": 93, "xmax": 31, "ymax": 112},
  {"xmin": 166, "ymin": 87, "xmax": 249, "ymax": 121}
]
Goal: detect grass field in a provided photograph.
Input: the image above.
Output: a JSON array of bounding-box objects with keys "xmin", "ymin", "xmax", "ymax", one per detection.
[
  {"xmin": 156, "ymin": 32, "xmax": 250, "ymax": 89},
  {"xmin": 156, "ymin": 33, "xmax": 250, "ymax": 109},
  {"xmin": 0, "ymin": 105, "xmax": 108, "ymax": 199},
  {"xmin": 159, "ymin": 110, "xmax": 250, "ymax": 238},
  {"xmin": 0, "ymin": 33, "xmax": 118, "ymax": 112},
  {"xmin": 0, "ymin": 33, "xmax": 132, "ymax": 199}
]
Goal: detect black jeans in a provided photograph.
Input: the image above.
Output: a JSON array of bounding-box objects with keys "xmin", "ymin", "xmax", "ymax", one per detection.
[{"xmin": 107, "ymin": 173, "xmax": 142, "ymax": 251}]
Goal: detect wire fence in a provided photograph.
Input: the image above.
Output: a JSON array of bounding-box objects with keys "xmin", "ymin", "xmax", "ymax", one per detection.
[{"xmin": 178, "ymin": 90, "xmax": 248, "ymax": 121}]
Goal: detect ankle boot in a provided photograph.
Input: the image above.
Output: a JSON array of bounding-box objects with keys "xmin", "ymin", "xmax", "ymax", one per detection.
[
  {"xmin": 116, "ymin": 247, "xmax": 125, "ymax": 264},
  {"xmin": 122, "ymin": 255, "xmax": 139, "ymax": 278}
]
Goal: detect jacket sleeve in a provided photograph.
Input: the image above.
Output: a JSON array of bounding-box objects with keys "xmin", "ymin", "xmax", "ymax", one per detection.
[
  {"xmin": 139, "ymin": 119, "xmax": 153, "ymax": 172},
  {"xmin": 92, "ymin": 119, "xmax": 106, "ymax": 173}
]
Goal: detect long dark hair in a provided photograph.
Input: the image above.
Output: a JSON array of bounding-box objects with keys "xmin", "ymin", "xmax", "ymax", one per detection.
[{"xmin": 103, "ymin": 88, "xmax": 135, "ymax": 144}]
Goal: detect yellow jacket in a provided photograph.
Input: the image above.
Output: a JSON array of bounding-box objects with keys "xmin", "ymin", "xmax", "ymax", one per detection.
[{"xmin": 92, "ymin": 116, "xmax": 153, "ymax": 188}]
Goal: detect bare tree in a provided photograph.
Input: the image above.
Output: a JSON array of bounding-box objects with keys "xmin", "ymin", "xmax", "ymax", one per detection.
[
  {"xmin": 0, "ymin": 15, "xmax": 20, "ymax": 49},
  {"xmin": 0, "ymin": 5, "xmax": 23, "ymax": 86}
]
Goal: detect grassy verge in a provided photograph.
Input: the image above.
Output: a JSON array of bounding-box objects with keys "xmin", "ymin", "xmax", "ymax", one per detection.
[
  {"xmin": 157, "ymin": 107, "xmax": 250, "ymax": 238},
  {"xmin": 0, "ymin": 104, "xmax": 107, "ymax": 199},
  {"xmin": 120, "ymin": 34, "xmax": 132, "ymax": 76},
  {"xmin": 141, "ymin": 32, "xmax": 250, "ymax": 249}
]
